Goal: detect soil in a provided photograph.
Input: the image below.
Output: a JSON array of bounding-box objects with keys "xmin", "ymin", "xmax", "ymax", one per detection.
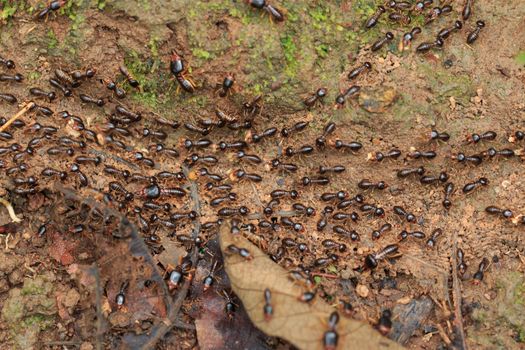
[{"xmin": 0, "ymin": 0, "xmax": 524, "ymax": 349}]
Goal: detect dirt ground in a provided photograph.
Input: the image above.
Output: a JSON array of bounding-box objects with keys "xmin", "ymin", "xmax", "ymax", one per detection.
[{"xmin": 0, "ymin": 0, "xmax": 524, "ymax": 349}]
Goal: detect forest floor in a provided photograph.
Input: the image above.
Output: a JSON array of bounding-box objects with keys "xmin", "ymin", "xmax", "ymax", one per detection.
[{"xmin": 0, "ymin": 0, "xmax": 524, "ymax": 349}]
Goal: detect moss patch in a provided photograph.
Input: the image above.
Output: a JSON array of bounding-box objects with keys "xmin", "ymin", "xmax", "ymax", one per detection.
[{"xmin": 1, "ymin": 272, "xmax": 57, "ymax": 349}]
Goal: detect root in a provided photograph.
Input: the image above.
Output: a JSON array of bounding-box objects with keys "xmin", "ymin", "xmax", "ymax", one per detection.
[{"xmin": 0, "ymin": 197, "xmax": 22, "ymax": 223}]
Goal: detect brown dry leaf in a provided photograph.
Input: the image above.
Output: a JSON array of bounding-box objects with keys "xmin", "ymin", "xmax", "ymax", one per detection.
[
  {"xmin": 155, "ymin": 240, "xmax": 187, "ymax": 268},
  {"xmin": 219, "ymin": 223, "xmax": 403, "ymax": 350}
]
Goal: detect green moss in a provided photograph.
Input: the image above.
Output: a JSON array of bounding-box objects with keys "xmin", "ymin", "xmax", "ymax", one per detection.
[
  {"xmin": 95, "ymin": 0, "xmax": 106, "ymax": 10},
  {"xmin": 59, "ymin": 0, "xmax": 81, "ymax": 19},
  {"xmin": 27, "ymin": 71, "xmax": 41, "ymax": 81},
  {"xmin": 410, "ymin": 13, "xmax": 426, "ymax": 27},
  {"xmin": 418, "ymin": 62, "xmax": 473, "ymax": 105},
  {"xmin": 327, "ymin": 265, "xmax": 338, "ymax": 273},
  {"xmin": 310, "ymin": 6, "xmax": 328, "ymax": 23},
  {"xmin": 0, "ymin": 0, "xmax": 20, "ymax": 22},
  {"xmin": 46, "ymin": 29, "xmax": 58, "ymax": 49},
  {"xmin": 515, "ymin": 51, "xmax": 525, "ymax": 66},
  {"xmin": 68, "ymin": 12, "xmax": 85, "ymax": 31},
  {"xmin": 472, "ymin": 309, "xmax": 488, "ymax": 323},
  {"xmin": 229, "ymin": 7, "xmax": 250, "ymax": 24},
  {"xmin": 280, "ymin": 34, "xmax": 298, "ymax": 77},
  {"xmin": 315, "ymin": 43, "xmax": 330, "ymax": 59},
  {"xmin": 148, "ymin": 36, "xmax": 160, "ymax": 58},
  {"xmin": 1, "ymin": 294, "xmax": 24, "ymax": 323},
  {"xmin": 514, "ymin": 281, "xmax": 525, "ymax": 306},
  {"xmin": 285, "ymin": 7, "xmax": 299, "ymax": 22},
  {"xmin": 22, "ymin": 314, "xmax": 52, "ymax": 329},
  {"xmin": 204, "ymin": 1, "xmax": 228, "ymax": 11},
  {"xmin": 21, "ymin": 280, "xmax": 45, "ymax": 296},
  {"xmin": 313, "ymin": 276, "xmax": 322, "ymax": 284},
  {"xmin": 192, "ymin": 48, "xmax": 212, "ymax": 61},
  {"xmin": 123, "ymin": 50, "xmax": 171, "ymax": 109},
  {"xmin": 138, "ymin": 0, "xmax": 150, "ymax": 11},
  {"xmin": 516, "ymin": 327, "xmax": 525, "ymax": 343},
  {"xmin": 352, "ymin": 0, "xmax": 377, "ymax": 17}
]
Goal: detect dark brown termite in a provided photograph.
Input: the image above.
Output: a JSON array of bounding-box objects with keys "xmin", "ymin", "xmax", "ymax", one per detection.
[
  {"xmin": 364, "ymin": 244, "xmax": 399, "ymax": 269},
  {"xmin": 371, "ymin": 32, "xmax": 394, "ymax": 52},
  {"xmin": 426, "ymin": 228, "xmax": 443, "ymax": 248},
  {"xmin": 473, "ymin": 257, "xmax": 489, "ymax": 284},
  {"xmin": 467, "ymin": 20, "xmax": 485, "ymax": 44},
  {"xmin": 365, "ymin": 6, "xmax": 385, "ymax": 29}
]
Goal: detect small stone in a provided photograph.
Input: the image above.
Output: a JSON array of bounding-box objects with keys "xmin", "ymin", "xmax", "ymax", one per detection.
[
  {"xmin": 80, "ymin": 342, "xmax": 94, "ymax": 350},
  {"xmin": 340, "ymin": 268, "xmax": 355, "ymax": 280},
  {"xmin": 108, "ymin": 311, "xmax": 131, "ymax": 327},
  {"xmin": 397, "ymin": 296, "xmax": 412, "ymax": 304},
  {"xmin": 64, "ymin": 288, "xmax": 80, "ymax": 309},
  {"xmin": 0, "ymin": 278, "xmax": 9, "ymax": 293},
  {"xmin": 356, "ymin": 284, "xmax": 369, "ymax": 298},
  {"xmin": 8, "ymin": 269, "xmax": 23, "ymax": 286}
]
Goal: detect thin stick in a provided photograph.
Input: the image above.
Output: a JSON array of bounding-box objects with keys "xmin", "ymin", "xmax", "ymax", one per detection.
[
  {"xmin": 136, "ymin": 165, "xmax": 201, "ymax": 350},
  {"xmin": 43, "ymin": 341, "xmax": 81, "ymax": 346},
  {"xmin": 91, "ymin": 264, "xmax": 104, "ymax": 350},
  {"xmin": 0, "ymin": 101, "xmax": 35, "ymax": 133},
  {"xmin": 451, "ymin": 237, "xmax": 467, "ymax": 349}
]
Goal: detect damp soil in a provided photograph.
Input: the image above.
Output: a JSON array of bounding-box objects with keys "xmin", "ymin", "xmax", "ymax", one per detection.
[{"xmin": 0, "ymin": 1, "xmax": 524, "ymax": 349}]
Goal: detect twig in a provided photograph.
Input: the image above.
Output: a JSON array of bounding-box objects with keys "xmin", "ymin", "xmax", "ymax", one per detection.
[
  {"xmin": 90, "ymin": 264, "xmax": 104, "ymax": 350},
  {"xmin": 435, "ymin": 323, "xmax": 452, "ymax": 346},
  {"xmin": 43, "ymin": 341, "xmax": 82, "ymax": 347},
  {"xmin": 182, "ymin": 164, "xmax": 201, "ymax": 240},
  {"xmin": 89, "ymin": 149, "xmax": 140, "ymax": 170},
  {"xmin": 173, "ymin": 320, "xmax": 196, "ymax": 330},
  {"xmin": 57, "ymin": 184, "xmax": 172, "ymax": 301},
  {"xmin": 136, "ymin": 165, "xmax": 201, "ymax": 350},
  {"xmin": 0, "ymin": 197, "xmax": 22, "ymax": 223},
  {"xmin": 0, "ymin": 101, "xmax": 34, "ymax": 133},
  {"xmin": 246, "ymin": 210, "xmax": 299, "ymax": 220},
  {"xmin": 53, "ymin": 184, "xmax": 174, "ymax": 343},
  {"xmin": 451, "ymin": 236, "xmax": 467, "ymax": 350}
]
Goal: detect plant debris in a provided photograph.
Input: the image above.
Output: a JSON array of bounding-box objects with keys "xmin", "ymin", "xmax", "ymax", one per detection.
[{"xmin": 220, "ymin": 223, "xmax": 403, "ymax": 350}]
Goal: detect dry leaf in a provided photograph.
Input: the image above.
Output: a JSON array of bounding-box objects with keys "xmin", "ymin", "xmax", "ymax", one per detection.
[{"xmin": 219, "ymin": 223, "xmax": 403, "ymax": 350}]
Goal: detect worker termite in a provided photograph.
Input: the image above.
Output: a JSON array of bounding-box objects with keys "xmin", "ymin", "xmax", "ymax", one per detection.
[
  {"xmin": 376, "ymin": 310, "xmax": 393, "ymax": 336},
  {"xmin": 462, "ymin": 177, "xmax": 489, "ymax": 194},
  {"xmin": 442, "ymin": 182, "xmax": 454, "ymax": 209},
  {"xmin": 226, "ymin": 244, "xmax": 253, "ymax": 260},
  {"xmin": 426, "ymin": 228, "xmax": 442, "ymax": 248},
  {"xmin": 203, "ymin": 260, "xmax": 219, "ymax": 292},
  {"xmin": 457, "ymin": 248, "xmax": 467, "ymax": 276},
  {"xmin": 472, "ymin": 257, "xmax": 489, "ymax": 285},
  {"xmin": 365, "ymin": 6, "xmax": 385, "ymax": 29},
  {"xmin": 323, "ymin": 311, "xmax": 339, "ymax": 350},
  {"xmin": 364, "ymin": 244, "xmax": 399, "ymax": 269},
  {"xmin": 371, "ymin": 223, "xmax": 392, "ymax": 240},
  {"xmin": 466, "ymin": 20, "xmax": 485, "ymax": 44},
  {"xmin": 371, "ymin": 32, "xmax": 394, "ymax": 52}
]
